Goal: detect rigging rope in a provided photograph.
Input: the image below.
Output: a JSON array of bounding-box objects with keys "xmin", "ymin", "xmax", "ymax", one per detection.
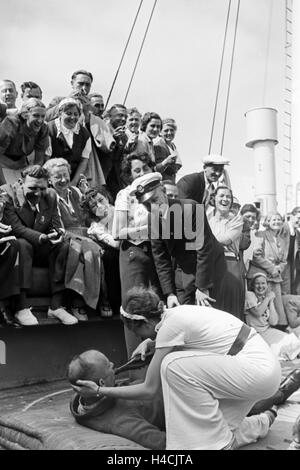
[
  {"xmin": 220, "ymin": 0, "xmax": 241, "ymax": 155},
  {"xmin": 123, "ymin": 0, "xmax": 158, "ymax": 105},
  {"xmin": 208, "ymin": 0, "xmax": 232, "ymax": 154},
  {"xmin": 105, "ymin": 0, "xmax": 144, "ymax": 111},
  {"xmin": 262, "ymin": 0, "xmax": 274, "ymax": 106}
]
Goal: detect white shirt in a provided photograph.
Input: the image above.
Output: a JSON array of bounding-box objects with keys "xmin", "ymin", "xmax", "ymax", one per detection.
[
  {"xmin": 114, "ymin": 186, "xmax": 149, "ymax": 245},
  {"xmin": 155, "ymin": 305, "xmax": 244, "ymax": 355}
]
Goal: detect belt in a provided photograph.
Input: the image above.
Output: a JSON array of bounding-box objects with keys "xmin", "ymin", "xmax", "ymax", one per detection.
[
  {"xmin": 227, "ymin": 323, "xmax": 255, "ymax": 356},
  {"xmin": 121, "ymin": 240, "xmax": 151, "ymax": 252}
]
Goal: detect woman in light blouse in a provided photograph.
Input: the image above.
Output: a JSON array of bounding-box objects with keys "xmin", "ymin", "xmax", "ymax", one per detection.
[
  {"xmin": 112, "ymin": 153, "xmax": 162, "ymax": 357},
  {"xmin": 209, "ymin": 186, "xmax": 245, "ymax": 320}
]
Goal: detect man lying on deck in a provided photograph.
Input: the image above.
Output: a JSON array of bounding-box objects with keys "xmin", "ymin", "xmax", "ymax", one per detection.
[{"xmin": 68, "ymin": 350, "xmax": 166, "ymax": 450}]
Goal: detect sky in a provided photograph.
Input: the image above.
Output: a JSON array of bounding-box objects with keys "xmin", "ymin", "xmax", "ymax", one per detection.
[{"xmin": 0, "ymin": 0, "xmax": 286, "ymax": 208}]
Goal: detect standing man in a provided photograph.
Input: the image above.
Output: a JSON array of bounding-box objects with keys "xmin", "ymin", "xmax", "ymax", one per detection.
[
  {"xmin": 177, "ymin": 154, "xmax": 231, "ymax": 215},
  {"xmin": 46, "ymin": 70, "xmax": 93, "ymax": 121},
  {"xmin": 104, "ymin": 104, "xmax": 129, "ymax": 200},
  {"xmin": 129, "ymin": 172, "xmax": 226, "ymax": 308}
]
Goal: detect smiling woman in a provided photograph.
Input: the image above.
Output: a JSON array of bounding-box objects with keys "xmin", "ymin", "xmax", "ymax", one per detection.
[
  {"xmin": 0, "ymin": 98, "xmax": 48, "ymax": 184},
  {"xmin": 47, "ymin": 98, "xmax": 91, "ymax": 186},
  {"xmin": 209, "ymin": 185, "xmax": 246, "ymax": 320}
]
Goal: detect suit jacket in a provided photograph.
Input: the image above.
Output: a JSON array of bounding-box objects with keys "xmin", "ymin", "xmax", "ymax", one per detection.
[
  {"xmin": 177, "ymin": 171, "xmax": 206, "ymax": 203},
  {"xmin": 70, "ymin": 392, "xmax": 165, "ymax": 450},
  {"xmin": 177, "ymin": 170, "xmax": 232, "ymax": 204},
  {"xmin": 150, "ymin": 198, "xmax": 226, "ymax": 296},
  {"xmin": 2, "ymin": 184, "xmax": 63, "ymax": 247}
]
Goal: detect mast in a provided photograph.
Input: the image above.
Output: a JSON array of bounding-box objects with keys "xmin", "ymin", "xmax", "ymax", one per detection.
[{"xmin": 292, "ymin": 0, "xmax": 300, "ymax": 206}]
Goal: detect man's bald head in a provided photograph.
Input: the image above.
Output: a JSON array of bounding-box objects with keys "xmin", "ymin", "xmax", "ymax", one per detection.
[{"xmin": 68, "ymin": 350, "xmax": 115, "ymax": 387}]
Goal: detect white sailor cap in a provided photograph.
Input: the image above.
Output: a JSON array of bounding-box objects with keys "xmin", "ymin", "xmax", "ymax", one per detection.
[
  {"xmin": 202, "ymin": 154, "xmax": 230, "ymax": 166},
  {"xmin": 129, "ymin": 172, "xmax": 162, "ymax": 202}
]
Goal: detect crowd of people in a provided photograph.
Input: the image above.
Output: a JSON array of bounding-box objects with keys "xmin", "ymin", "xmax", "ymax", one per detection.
[
  {"xmin": 1, "ymin": 69, "xmax": 300, "ymax": 450},
  {"xmin": 0, "ymin": 70, "xmax": 300, "ymax": 357}
]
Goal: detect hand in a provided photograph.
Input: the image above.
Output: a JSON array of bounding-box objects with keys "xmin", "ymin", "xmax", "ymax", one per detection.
[
  {"xmin": 195, "ymin": 289, "xmax": 216, "ymax": 307},
  {"xmin": 267, "ymin": 291, "xmax": 276, "ymax": 302},
  {"xmin": 167, "ymin": 294, "xmax": 180, "ymax": 308},
  {"xmin": 163, "ymin": 154, "xmax": 177, "ymax": 167},
  {"xmin": 0, "ymin": 222, "xmax": 12, "ymax": 234},
  {"xmin": 113, "ymin": 127, "xmax": 128, "ymax": 147},
  {"xmin": 72, "ymin": 380, "xmax": 99, "ymax": 399},
  {"xmin": 39, "ymin": 233, "xmax": 49, "ymax": 244},
  {"xmin": 131, "ymin": 338, "xmax": 155, "ymax": 361}
]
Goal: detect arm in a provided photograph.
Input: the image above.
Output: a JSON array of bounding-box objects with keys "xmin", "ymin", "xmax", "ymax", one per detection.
[
  {"xmin": 0, "ymin": 117, "xmax": 14, "ymax": 155},
  {"xmin": 239, "ymin": 221, "xmax": 251, "ymax": 251},
  {"xmin": 3, "ymin": 198, "xmax": 42, "ymax": 246},
  {"xmin": 151, "ymin": 238, "xmax": 177, "ymax": 298},
  {"xmin": 33, "ymin": 125, "xmax": 50, "ymax": 165},
  {"xmin": 112, "ymin": 209, "xmax": 148, "ymax": 241},
  {"xmin": 282, "ymin": 296, "xmax": 300, "ymax": 329},
  {"xmin": 71, "ymin": 158, "xmax": 89, "ymax": 187},
  {"xmin": 215, "ymin": 215, "xmax": 243, "ymax": 246},
  {"xmin": 252, "ymin": 235, "xmax": 279, "ymax": 276},
  {"xmin": 89, "ymin": 226, "xmax": 120, "ymax": 249},
  {"xmin": 156, "ymin": 154, "xmax": 177, "ymax": 173},
  {"xmin": 268, "ymin": 298, "xmax": 279, "ymax": 326},
  {"xmin": 247, "ymin": 293, "xmax": 275, "ymax": 319},
  {"xmin": 48, "ymin": 189, "xmax": 64, "ymax": 233},
  {"xmin": 192, "ymin": 203, "xmax": 217, "ymax": 291},
  {"xmin": 75, "ymin": 346, "xmax": 174, "ymax": 401},
  {"xmin": 45, "ymin": 104, "xmax": 59, "ymax": 122}
]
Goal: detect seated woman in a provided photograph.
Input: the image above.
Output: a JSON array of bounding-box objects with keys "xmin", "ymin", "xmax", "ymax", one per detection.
[
  {"xmin": 47, "ymin": 98, "xmax": 91, "ymax": 187},
  {"xmin": 154, "ymin": 118, "xmax": 182, "ymax": 183},
  {"xmin": 248, "ymin": 212, "xmax": 290, "ymax": 328},
  {"xmin": 43, "ymin": 158, "xmax": 103, "ymax": 320},
  {"xmin": 209, "ymin": 186, "xmax": 245, "ymax": 319},
  {"xmin": 0, "ymin": 98, "xmax": 49, "ymax": 184},
  {"xmin": 81, "ymin": 187, "xmax": 121, "ymax": 316},
  {"xmin": 245, "ymin": 273, "xmax": 300, "ymax": 361}
]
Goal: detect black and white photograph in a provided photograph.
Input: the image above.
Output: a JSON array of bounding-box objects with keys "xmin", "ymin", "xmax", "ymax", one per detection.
[{"xmin": 0, "ymin": 0, "xmax": 300, "ymax": 455}]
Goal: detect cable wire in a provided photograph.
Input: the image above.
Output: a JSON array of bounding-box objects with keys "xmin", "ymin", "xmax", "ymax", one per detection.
[
  {"xmin": 220, "ymin": 0, "xmax": 241, "ymax": 155},
  {"xmin": 208, "ymin": 0, "xmax": 232, "ymax": 154},
  {"xmin": 105, "ymin": 0, "xmax": 144, "ymax": 110},
  {"xmin": 262, "ymin": 0, "xmax": 274, "ymax": 106},
  {"xmin": 123, "ymin": 0, "xmax": 158, "ymax": 105}
]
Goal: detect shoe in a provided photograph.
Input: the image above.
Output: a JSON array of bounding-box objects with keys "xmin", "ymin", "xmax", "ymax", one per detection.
[
  {"xmin": 71, "ymin": 308, "xmax": 88, "ymax": 322},
  {"xmin": 15, "ymin": 308, "xmax": 38, "ymax": 326},
  {"xmin": 48, "ymin": 307, "xmax": 78, "ymax": 325},
  {"xmin": 0, "ymin": 308, "xmax": 13, "ymax": 327},
  {"xmin": 100, "ymin": 304, "xmax": 113, "ymax": 317},
  {"xmin": 277, "ymin": 369, "xmax": 300, "ymax": 405}
]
